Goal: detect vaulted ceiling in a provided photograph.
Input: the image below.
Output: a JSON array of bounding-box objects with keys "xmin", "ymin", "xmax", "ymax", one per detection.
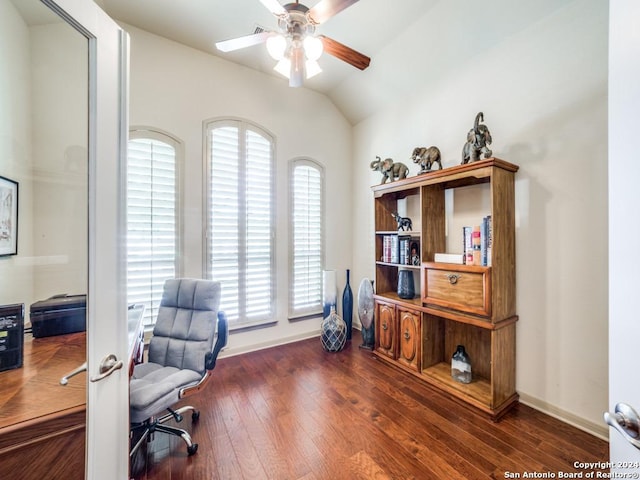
[{"xmin": 96, "ymin": 0, "xmax": 575, "ymax": 124}]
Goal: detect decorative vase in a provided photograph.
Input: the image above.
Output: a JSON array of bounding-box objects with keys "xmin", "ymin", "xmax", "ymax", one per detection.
[
  {"xmin": 397, "ymin": 269, "xmax": 415, "ymax": 299},
  {"xmin": 357, "ymin": 278, "xmax": 375, "ymax": 350},
  {"xmin": 451, "ymin": 345, "xmax": 472, "ymax": 384},
  {"xmin": 342, "ymin": 269, "xmax": 353, "ymax": 340},
  {"xmin": 321, "ymin": 306, "xmax": 347, "ymax": 352},
  {"xmin": 322, "ymin": 270, "xmax": 337, "ymax": 319}
]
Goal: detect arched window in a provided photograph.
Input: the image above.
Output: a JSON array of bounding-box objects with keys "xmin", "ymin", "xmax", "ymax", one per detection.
[
  {"xmin": 289, "ymin": 158, "xmax": 324, "ymax": 319},
  {"xmin": 205, "ymin": 119, "xmax": 275, "ymax": 327},
  {"xmin": 126, "ymin": 128, "xmax": 182, "ymax": 327}
]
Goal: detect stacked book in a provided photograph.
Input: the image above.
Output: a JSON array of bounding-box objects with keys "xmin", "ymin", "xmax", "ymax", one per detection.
[
  {"xmin": 382, "ymin": 235, "xmax": 419, "ymax": 265},
  {"xmin": 462, "ymin": 215, "xmax": 492, "ymax": 266}
]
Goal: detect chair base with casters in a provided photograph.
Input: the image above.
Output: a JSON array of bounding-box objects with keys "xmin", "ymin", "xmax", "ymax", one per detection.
[
  {"xmin": 130, "ymin": 405, "xmax": 200, "ymax": 458},
  {"xmin": 129, "ymin": 278, "xmax": 229, "ymax": 470}
]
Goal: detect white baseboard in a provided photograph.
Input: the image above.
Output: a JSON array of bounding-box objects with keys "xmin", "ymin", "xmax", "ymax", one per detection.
[{"xmin": 518, "ymin": 392, "xmax": 609, "ymax": 441}]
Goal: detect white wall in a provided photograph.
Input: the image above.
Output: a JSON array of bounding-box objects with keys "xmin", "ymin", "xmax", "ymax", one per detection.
[
  {"xmin": 123, "ymin": 24, "xmax": 353, "ymax": 354},
  {"xmin": 351, "ymin": 0, "xmax": 608, "ymax": 435}
]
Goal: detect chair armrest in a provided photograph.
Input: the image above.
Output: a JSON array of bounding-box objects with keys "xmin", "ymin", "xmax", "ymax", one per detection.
[
  {"xmin": 179, "ymin": 311, "xmax": 228, "ymax": 399},
  {"xmin": 205, "ymin": 311, "xmax": 228, "ymax": 371}
]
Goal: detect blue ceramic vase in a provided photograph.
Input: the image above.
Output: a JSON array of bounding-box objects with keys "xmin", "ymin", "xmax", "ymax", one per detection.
[{"xmin": 342, "ymin": 269, "xmax": 353, "ymax": 340}]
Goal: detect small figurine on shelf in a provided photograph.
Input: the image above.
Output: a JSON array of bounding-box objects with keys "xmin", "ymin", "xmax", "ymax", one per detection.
[
  {"xmin": 391, "ymin": 212, "xmax": 412, "ymax": 231},
  {"xmin": 370, "ymin": 156, "xmax": 409, "ymax": 184},
  {"xmin": 461, "ymin": 112, "xmax": 493, "ymax": 164},
  {"xmin": 411, "ymin": 241, "xmax": 420, "ymax": 266},
  {"xmin": 410, "ymin": 146, "xmax": 443, "ymax": 174}
]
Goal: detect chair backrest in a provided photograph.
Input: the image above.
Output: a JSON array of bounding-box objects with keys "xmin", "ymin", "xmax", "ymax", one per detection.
[{"xmin": 148, "ymin": 278, "xmax": 221, "ymax": 374}]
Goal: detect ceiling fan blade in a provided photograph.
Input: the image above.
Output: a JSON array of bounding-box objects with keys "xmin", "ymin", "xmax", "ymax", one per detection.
[
  {"xmin": 258, "ymin": 0, "xmax": 287, "ymax": 16},
  {"xmin": 319, "ymin": 35, "xmax": 370, "ymax": 70},
  {"xmin": 307, "ymin": 0, "xmax": 359, "ymax": 25},
  {"xmin": 215, "ymin": 31, "xmax": 271, "ymax": 52}
]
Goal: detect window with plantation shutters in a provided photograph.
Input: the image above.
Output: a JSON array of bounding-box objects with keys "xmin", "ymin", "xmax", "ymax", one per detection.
[
  {"xmin": 205, "ymin": 119, "xmax": 275, "ymax": 326},
  {"xmin": 289, "ymin": 159, "xmax": 324, "ymax": 318},
  {"xmin": 126, "ymin": 130, "xmax": 181, "ymax": 327}
]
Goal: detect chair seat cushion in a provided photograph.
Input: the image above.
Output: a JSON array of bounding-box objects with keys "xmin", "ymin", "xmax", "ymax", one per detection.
[{"xmin": 129, "ymin": 362, "xmax": 202, "ymax": 423}]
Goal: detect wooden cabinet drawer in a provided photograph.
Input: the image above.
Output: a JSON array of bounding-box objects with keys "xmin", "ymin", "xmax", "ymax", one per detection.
[{"xmin": 422, "ymin": 263, "xmax": 491, "ymax": 317}]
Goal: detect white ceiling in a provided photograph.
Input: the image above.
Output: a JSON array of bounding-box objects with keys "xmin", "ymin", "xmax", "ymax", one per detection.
[
  {"xmin": 97, "ymin": 0, "xmax": 438, "ymax": 123},
  {"xmin": 96, "ymin": 0, "xmax": 575, "ymax": 124}
]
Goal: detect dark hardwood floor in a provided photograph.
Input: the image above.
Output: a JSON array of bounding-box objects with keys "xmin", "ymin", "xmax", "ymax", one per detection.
[{"xmin": 132, "ymin": 337, "xmax": 608, "ymax": 480}]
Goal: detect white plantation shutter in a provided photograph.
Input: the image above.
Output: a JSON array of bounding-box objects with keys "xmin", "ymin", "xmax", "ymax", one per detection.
[
  {"xmin": 127, "ymin": 133, "xmax": 179, "ymax": 327},
  {"xmin": 290, "ymin": 159, "xmax": 324, "ymax": 317},
  {"xmin": 206, "ymin": 120, "xmax": 275, "ymax": 325}
]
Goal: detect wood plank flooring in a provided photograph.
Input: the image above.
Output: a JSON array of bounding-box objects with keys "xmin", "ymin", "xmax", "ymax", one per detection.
[{"xmin": 133, "ymin": 337, "xmax": 608, "ymax": 480}]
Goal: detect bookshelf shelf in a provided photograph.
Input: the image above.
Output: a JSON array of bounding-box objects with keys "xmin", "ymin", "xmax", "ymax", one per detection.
[{"xmin": 371, "ymin": 158, "xmax": 519, "ymax": 419}]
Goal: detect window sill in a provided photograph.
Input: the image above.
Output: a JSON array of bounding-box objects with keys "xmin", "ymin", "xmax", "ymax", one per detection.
[{"xmin": 288, "ymin": 311, "xmax": 323, "ymax": 322}]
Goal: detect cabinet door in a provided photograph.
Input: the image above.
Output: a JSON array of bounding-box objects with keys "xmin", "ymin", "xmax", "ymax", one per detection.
[
  {"xmin": 398, "ymin": 308, "xmax": 421, "ymax": 371},
  {"xmin": 376, "ymin": 301, "xmax": 396, "ymax": 359}
]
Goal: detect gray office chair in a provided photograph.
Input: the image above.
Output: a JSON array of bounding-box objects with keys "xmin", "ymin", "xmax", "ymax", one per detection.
[{"xmin": 129, "ymin": 278, "xmax": 228, "ymax": 460}]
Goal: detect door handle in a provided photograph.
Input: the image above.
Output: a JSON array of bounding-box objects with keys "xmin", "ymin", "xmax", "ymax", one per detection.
[
  {"xmin": 89, "ymin": 354, "xmax": 123, "ymax": 383},
  {"xmin": 604, "ymin": 403, "xmax": 640, "ymax": 450},
  {"xmin": 60, "ymin": 362, "xmax": 87, "ymax": 385}
]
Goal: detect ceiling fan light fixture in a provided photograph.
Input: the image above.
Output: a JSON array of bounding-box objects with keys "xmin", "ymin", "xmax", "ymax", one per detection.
[
  {"xmin": 274, "ymin": 57, "xmax": 291, "ymax": 78},
  {"xmin": 305, "ymin": 59, "xmax": 322, "ymax": 79},
  {"xmin": 266, "ymin": 34, "xmax": 287, "ymax": 60},
  {"xmin": 303, "ymin": 35, "xmax": 323, "ymax": 61}
]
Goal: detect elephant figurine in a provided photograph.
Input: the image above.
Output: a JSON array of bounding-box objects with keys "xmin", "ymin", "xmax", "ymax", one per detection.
[
  {"xmin": 461, "ymin": 112, "xmax": 493, "ymax": 164},
  {"xmin": 411, "ymin": 146, "xmax": 442, "ymax": 174},
  {"xmin": 370, "ymin": 156, "xmax": 409, "ymax": 184}
]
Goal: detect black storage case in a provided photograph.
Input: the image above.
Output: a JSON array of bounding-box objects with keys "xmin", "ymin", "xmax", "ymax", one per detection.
[
  {"xmin": 30, "ymin": 294, "xmax": 86, "ymax": 338},
  {"xmin": 0, "ymin": 303, "xmax": 24, "ymax": 372}
]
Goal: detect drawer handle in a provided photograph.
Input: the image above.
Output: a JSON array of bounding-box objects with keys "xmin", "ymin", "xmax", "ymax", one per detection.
[
  {"xmin": 382, "ymin": 323, "xmax": 388, "ymax": 331},
  {"xmin": 403, "ymin": 330, "xmax": 411, "ymax": 340},
  {"xmin": 446, "ymin": 273, "xmax": 461, "ymax": 285}
]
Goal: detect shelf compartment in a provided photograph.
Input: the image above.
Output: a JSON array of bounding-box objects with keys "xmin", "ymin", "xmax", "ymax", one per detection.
[
  {"xmin": 422, "ymin": 361, "xmax": 492, "ymax": 405},
  {"xmin": 421, "ymin": 313, "xmax": 516, "ymax": 413}
]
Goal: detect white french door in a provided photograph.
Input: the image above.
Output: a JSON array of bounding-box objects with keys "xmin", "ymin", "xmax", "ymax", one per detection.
[{"xmin": 45, "ymin": 0, "xmax": 130, "ymax": 478}]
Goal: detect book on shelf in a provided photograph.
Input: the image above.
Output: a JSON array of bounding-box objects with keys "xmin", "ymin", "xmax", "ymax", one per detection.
[
  {"xmin": 381, "ymin": 235, "xmax": 399, "ymax": 263},
  {"xmin": 463, "ymin": 226, "xmax": 473, "ymax": 265},
  {"xmin": 390, "ymin": 235, "xmax": 399, "ymax": 264},
  {"xmin": 484, "ymin": 215, "xmax": 492, "ymax": 266},
  {"xmin": 434, "ymin": 253, "xmax": 465, "ymax": 264},
  {"xmin": 472, "ymin": 225, "xmax": 481, "ymax": 266}
]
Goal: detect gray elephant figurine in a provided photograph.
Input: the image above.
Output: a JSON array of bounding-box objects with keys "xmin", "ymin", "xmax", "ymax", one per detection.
[
  {"xmin": 461, "ymin": 112, "xmax": 493, "ymax": 164},
  {"xmin": 370, "ymin": 156, "xmax": 409, "ymax": 183},
  {"xmin": 411, "ymin": 146, "xmax": 443, "ymax": 174}
]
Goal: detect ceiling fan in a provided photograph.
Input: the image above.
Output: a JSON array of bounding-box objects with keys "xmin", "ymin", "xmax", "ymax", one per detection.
[{"xmin": 215, "ymin": 0, "xmax": 371, "ymax": 87}]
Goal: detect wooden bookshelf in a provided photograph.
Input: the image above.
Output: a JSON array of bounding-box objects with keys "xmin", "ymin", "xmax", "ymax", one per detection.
[{"xmin": 371, "ymin": 158, "xmax": 519, "ymax": 419}]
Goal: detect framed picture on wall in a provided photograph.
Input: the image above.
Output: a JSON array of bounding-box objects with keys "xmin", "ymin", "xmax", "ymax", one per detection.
[{"xmin": 0, "ymin": 175, "xmax": 18, "ymax": 256}]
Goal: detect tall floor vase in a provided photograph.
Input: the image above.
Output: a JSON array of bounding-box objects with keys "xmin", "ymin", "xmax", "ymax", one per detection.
[
  {"xmin": 342, "ymin": 269, "xmax": 353, "ymax": 340},
  {"xmin": 322, "ymin": 270, "xmax": 337, "ymax": 320}
]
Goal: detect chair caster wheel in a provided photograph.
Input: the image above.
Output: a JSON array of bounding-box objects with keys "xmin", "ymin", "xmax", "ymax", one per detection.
[
  {"xmin": 192, "ymin": 411, "xmax": 200, "ymax": 422},
  {"xmin": 187, "ymin": 443, "xmax": 198, "ymax": 456}
]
